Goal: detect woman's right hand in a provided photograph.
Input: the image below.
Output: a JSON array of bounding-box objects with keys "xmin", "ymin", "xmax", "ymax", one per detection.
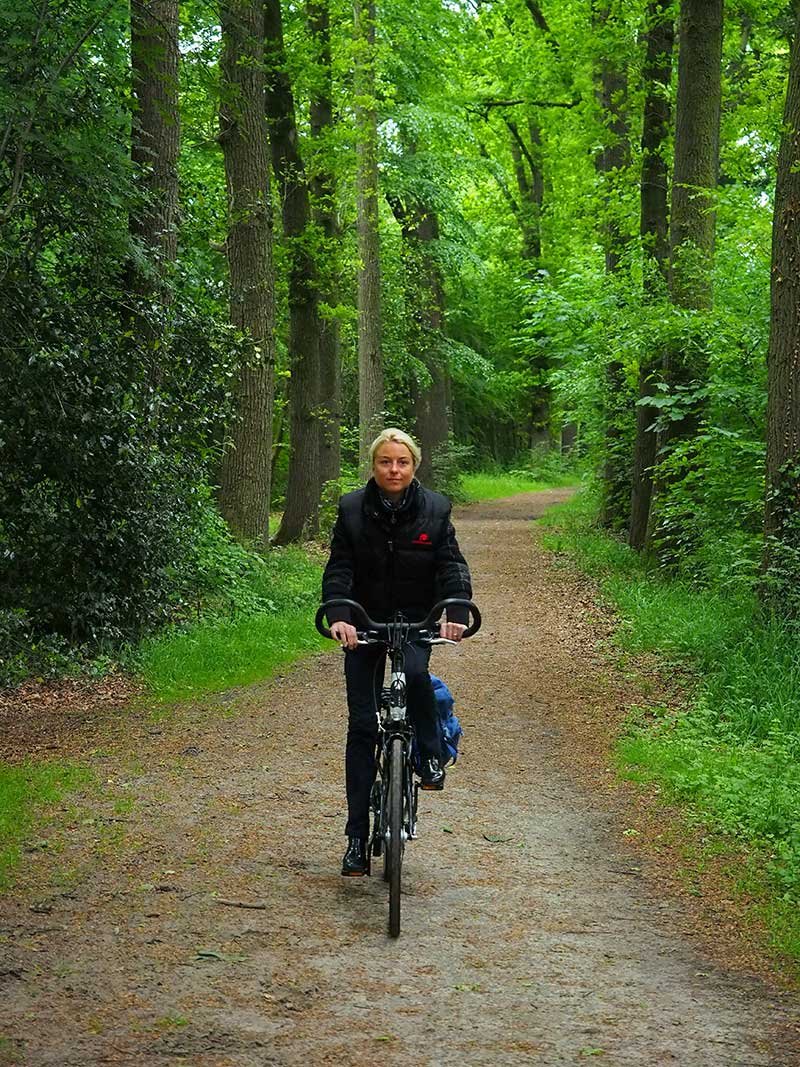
[{"xmin": 330, "ymin": 620, "xmax": 359, "ymax": 650}]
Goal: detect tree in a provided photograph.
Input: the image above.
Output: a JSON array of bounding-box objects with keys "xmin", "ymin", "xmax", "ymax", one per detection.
[
  {"xmin": 265, "ymin": 0, "xmax": 323, "ymax": 543},
  {"xmin": 629, "ymin": 0, "xmax": 674, "ymax": 551},
  {"xmin": 354, "ymin": 0, "xmax": 384, "ymax": 472},
  {"xmin": 647, "ymin": 0, "xmax": 723, "ymax": 555},
  {"xmin": 763, "ymin": 0, "xmax": 800, "ymax": 605},
  {"xmin": 592, "ymin": 0, "xmax": 633, "ymax": 531},
  {"xmin": 129, "ymin": 0, "xmax": 180, "ymax": 300},
  {"xmin": 308, "ymin": 0, "xmax": 342, "ymax": 488},
  {"xmin": 218, "ymin": 0, "xmax": 275, "ymax": 549},
  {"xmin": 389, "ymin": 191, "xmax": 449, "ymax": 487}
]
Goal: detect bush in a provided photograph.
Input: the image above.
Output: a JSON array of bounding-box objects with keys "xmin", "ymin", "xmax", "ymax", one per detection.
[{"xmin": 0, "ymin": 282, "xmax": 239, "ymax": 650}]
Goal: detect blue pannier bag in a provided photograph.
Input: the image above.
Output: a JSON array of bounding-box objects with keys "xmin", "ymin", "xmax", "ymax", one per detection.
[{"xmin": 412, "ymin": 674, "xmax": 463, "ymax": 770}]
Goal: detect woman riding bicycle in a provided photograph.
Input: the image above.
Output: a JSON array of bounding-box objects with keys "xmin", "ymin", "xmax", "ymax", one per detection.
[{"xmin": 322, "ymin": 427, "xmax": 473, "ymax": 876}]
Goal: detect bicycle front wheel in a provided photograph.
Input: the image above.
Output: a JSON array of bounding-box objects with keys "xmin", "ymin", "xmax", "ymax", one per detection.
[{"xmin": 386, "ymin": 735, "xmax": 404, "ymax": 938}]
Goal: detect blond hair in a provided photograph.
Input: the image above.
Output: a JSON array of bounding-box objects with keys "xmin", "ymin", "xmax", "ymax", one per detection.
[{"xmin": 369, "ymin": 427, "xmax": 421, "ymax": 470}]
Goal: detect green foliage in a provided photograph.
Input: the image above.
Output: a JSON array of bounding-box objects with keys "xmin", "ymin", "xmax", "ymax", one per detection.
[
  {"xmin": 542, "ymin": 489, "xmax": 800, "ymax": 904},
  {"xmin": 137, "ymin": 528, "xmax": 327, "ymax": 702},
  {"xmin": 431, "ymin": 437, "xmax": 473, "ymax": 503},
  {"xmin": 0, "ymin": 286, "xmax": 240, "ymax": 649}
]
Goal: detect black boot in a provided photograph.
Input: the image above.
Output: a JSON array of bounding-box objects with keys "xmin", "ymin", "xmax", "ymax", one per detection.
[
  {"xmin": 420, "ymin": 757, "xmax": 445, "ymax": 791},
  {"xmin": 341, "ymin": 836, "xmax": 368, "ymax": 876}
]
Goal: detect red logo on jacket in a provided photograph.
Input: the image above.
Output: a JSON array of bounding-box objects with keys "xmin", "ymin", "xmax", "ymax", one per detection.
[{"xmin": 412, "ymin": 532, "xmax": 431, "ymax": 545}]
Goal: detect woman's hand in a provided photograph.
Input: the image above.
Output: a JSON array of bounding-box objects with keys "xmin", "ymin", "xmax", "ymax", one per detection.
[
  {"xmin": 440, "ymin": 620, "xmax": 467, "ymax": 642},
  {"xmin": 331, "ymin": 620, "xmax": 359, "ymax": 650}
]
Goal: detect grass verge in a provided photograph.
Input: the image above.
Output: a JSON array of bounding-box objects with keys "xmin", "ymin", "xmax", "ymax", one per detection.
[
  {"xmin": 0, "ymin": 760, "xmax": 91, "ymax": 889},
  {"xmin": 462, "ymin": 471, "xmax": 577, "ymax": 501},
  {"xmin": 539, "ymin": 489, "xmax": 800, "ymax": 963},
  {"xmin": 137, "ymin": 544, "xmax": 327, "ymax": 703}
]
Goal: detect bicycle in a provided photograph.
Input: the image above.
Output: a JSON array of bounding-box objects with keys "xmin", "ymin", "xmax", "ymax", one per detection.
[{"xmin": 315, "ymin": 596, "xmax": 481, "ymax": 938}]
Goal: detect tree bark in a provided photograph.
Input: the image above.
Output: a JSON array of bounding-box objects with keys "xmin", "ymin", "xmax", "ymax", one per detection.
[
  {"xmin": 649, "ymin": 0, "xmax": 722, "ymax": 556},
  {"xmin": 763, "ymin": 2, "xmax": 800, "ymax": 593},
  {"xmin": 218, "ymin": 0, "xmax": 275, "ymax": 550},
  {"xmin": 629, "ymin": 0, "xmax": 674, "ymax": 551},
  {"xmin": 669, "ymin": 0, "xmax": 722, "ymax": 313},
  {"xmin": 308, "ymin": 0, "xmax": 342, "ymax": 489},
  {"xmin": 354, "ymin": 0, "xmax": 384, "ymax": 474},
  {"xmin": 129, "ymin": 0, "xmax": 180, "ymax": 283},
  {"xmin": 264, "ymin": 0, "xmax": 322, "ymax": 544},
  {"xmin": 389, "ymin": 196, "xmax": 449, "ymax": 488},
  {"xmin": 593, "ymin": 1, "xmax": 632, "ymax": 531}
]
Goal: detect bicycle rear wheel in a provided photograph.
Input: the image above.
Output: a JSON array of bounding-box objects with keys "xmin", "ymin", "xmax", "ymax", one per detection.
[{"xmin": 386, "ymin": 736, "xmax": 404, "ymax": 937}]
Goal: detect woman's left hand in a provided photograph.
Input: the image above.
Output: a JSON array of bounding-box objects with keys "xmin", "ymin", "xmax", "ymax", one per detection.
[{"xmin": 440, "ymin": 620, "xmax": 467, "ymax": 642}]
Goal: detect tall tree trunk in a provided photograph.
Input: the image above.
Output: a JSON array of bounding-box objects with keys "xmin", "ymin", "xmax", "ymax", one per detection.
[
  {"xmin": 128, "ymin": 0, "xmax": 179, "ymax": 386},
  {"xmin": 763, "ymin": 2, "xmax": 800, "ymax": 603},
  {"xmin": 264, "ymin": 0, "xmax": 322, "ymax": 544},
  {"xmin": 129, "ymin": 0, "xmax": 180, "ymax": 289},
  {"xmin": 218, "ymin": 0, "xmax": 275, "ymax": 550},
  {"xmin": 629, "ymin": 0, "xmax": 674, "ymax": 551},
  {"xmin": 308, "ymin": 0, "xmax": 342, "ymax": 489},
  {"xmin": 664, "ymin": 0, "xmax": 723, "ymax": 429},
  {"xmin": 649, "ymin": 0, "xmax": 722, "ymax": 557},
  {"xmin": 389, "ymin": 196, "xmax": 449, "ymax": 488},
  {"xmin": 505, "ymin": 116, "xmax": 552, "ymax": 452},
  {"xmin": 354, "ymin": 0, "xmax": 384, "ymax": 474},
  {"xmin": 506, "ymin": 118, "xmax": 543, "ymax": 262},
  {"xmin": 593, "ymin": 1, "xmax": 632, "ymax": 531}
]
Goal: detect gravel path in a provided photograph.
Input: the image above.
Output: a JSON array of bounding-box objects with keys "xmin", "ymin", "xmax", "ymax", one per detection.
[{"xmin": 1, "ymin": 490, "xmax": 799, "ymax": 1066}]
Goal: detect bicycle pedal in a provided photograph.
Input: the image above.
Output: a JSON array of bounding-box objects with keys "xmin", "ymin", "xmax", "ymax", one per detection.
[{"xmin": 420, "ymin": 782, "xmax": 444, "ymax": 791}]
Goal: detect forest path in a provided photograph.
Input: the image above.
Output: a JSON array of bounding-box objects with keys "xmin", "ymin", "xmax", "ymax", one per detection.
[{"xmin": 2, "ymin": 490, "xmax": 800, "ymax": 1067}]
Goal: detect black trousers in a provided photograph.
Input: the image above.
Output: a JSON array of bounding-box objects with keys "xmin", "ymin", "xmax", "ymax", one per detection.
[{"xmin": 343, "ymin": 642, "xmax": 441, "ymax": 839}]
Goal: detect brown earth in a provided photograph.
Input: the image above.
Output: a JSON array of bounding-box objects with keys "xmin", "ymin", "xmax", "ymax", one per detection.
[{"xmin": 2, "ymin": 489, "xmax": 800, "ymax": 1067}]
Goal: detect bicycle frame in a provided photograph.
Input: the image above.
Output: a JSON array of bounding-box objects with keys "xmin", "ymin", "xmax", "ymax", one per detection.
[{"xmin": 316, "ymin": 597, "xmax": 481, "ymax": 936}]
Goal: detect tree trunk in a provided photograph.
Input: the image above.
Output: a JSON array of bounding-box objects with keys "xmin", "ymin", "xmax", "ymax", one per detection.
[
  {"xmin": 763, "ymin": 2, "xmax": 800, "ymax": 599},
  {"xmin": 265, "ymin": 0, "xmax": 322, "ymax": 544},
  {"xmin": 128, "ymin": 0, "xmax": 179, "ymax": 391},
  {"xmin": 663, "ymin": 0, "xmax": 723, "ymax": 441},
  {"xmin": 218, "ymin": 0, "xmax": 275, "ymax": 550},
  {"xmin": 505, "ymin": 116, "xmax": 552, "ymax": 455},
  {"xmin": 308, "ymin": 0, "xmax": 342, "ymax": 489},
  {"xmin": 354, "ymin": 0, "xmax": 384, "ymax": 474},
  {"xmin": 506, "ymin": 119, "xmax": 542, "ymax": 262},
  {"xmin": 649, "ymin": 0, "xmax": 722, "ymax": 557},
  {"xmin": 629, "ymin": 0, "xmax": 674, "ymax": 551},
  {"xmin": 390, "ymin": 196, "xmax": 449, "ymax": 488},
  {"xmin": 129, "ymin": 0, "xmax": 180, "ymax": 291},
  {"xmin": 593, "ymin": 1, "xmax": 632, "ymax": 531}
]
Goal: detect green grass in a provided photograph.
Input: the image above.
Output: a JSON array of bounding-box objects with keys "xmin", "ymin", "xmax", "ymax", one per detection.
[
  {"xmin": 139, "ymin": 610, "xmax": 327, "ymax": 703},
  {"xmin": 462, "ymin": 463, "xmax": 582, "ymax": 503},
  {"xmin": 462, "ymin": 472, "xmax": 568, "ymax": 501},
  {"xmin": 539, "ymin": 489, "xmax": 800, "ymax": 957},
  {"xmin": 137, "ymin": 543, "xmax": 328, "ymax": 703},
  {"xmin": 0, "ymin": 760, "xmax": 92, "ymax": 888}
]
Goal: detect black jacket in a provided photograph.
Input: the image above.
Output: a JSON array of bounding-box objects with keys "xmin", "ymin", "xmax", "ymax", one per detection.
[{"xmin": 322, "ymin": 478, "xmax": 472, "ymax": 626}]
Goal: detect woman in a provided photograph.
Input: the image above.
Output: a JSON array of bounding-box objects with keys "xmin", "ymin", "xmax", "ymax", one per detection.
[{"xmin": 322, "ymin": 428, "xmax": 473, "ymax": 876}]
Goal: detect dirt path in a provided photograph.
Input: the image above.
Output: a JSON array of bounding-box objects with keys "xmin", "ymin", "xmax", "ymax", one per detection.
[{"xmin": 2, "ymin": 490, "xmax": 800, "ymax": 1066}]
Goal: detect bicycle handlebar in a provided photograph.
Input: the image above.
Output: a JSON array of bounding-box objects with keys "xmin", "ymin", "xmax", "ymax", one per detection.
[{"xmin": 315, "ymin": 597, "xmax": 481, "ymax": 641}]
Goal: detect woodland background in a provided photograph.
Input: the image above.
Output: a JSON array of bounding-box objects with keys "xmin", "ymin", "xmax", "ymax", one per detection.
[{"xmin": 2, "ymin": 0, "xmax": 800, "ymax": 676}]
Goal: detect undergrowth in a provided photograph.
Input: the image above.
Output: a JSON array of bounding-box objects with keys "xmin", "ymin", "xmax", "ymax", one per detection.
[
  {"xmin": 136, "ymin": 540, "xmax": 327, "ymax": 703},
  {"xmin": 462, "ymin": 448, "xmax": 585, "ymax": 502},
  {"xmin": 540, "ymin": 490, "xmax": 800, "ymax": 957}
]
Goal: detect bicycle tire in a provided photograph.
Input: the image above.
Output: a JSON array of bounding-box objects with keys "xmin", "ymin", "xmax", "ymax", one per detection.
[{"xmin": 387, "ymin": 736, "xmax": 404, "ymax": 937}]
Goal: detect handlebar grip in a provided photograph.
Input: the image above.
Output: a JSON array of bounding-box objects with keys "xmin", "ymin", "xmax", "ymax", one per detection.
[
  {"xmin": 432, "ymin": 597, "xmax": 482, "ymax": 638},
  {"xmin": 315, "ymin": 598, "xmax": 374, "ymax": 638}
]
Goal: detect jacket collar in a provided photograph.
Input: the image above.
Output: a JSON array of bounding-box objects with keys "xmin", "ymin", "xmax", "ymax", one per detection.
[{"xmin": 364, "ymin": 477, "xmax": 420, "ymax": 525}]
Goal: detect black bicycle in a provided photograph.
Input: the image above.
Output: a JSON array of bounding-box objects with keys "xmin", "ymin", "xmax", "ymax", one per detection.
[{"xmin": 316, "ymin": 597, "xmax": 481, "ymax": 938}]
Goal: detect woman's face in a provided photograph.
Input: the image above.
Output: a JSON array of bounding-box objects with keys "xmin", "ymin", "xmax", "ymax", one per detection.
[{"xmin": 372, "ymin": 441, "xmax": 415, "ymax": 499}]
